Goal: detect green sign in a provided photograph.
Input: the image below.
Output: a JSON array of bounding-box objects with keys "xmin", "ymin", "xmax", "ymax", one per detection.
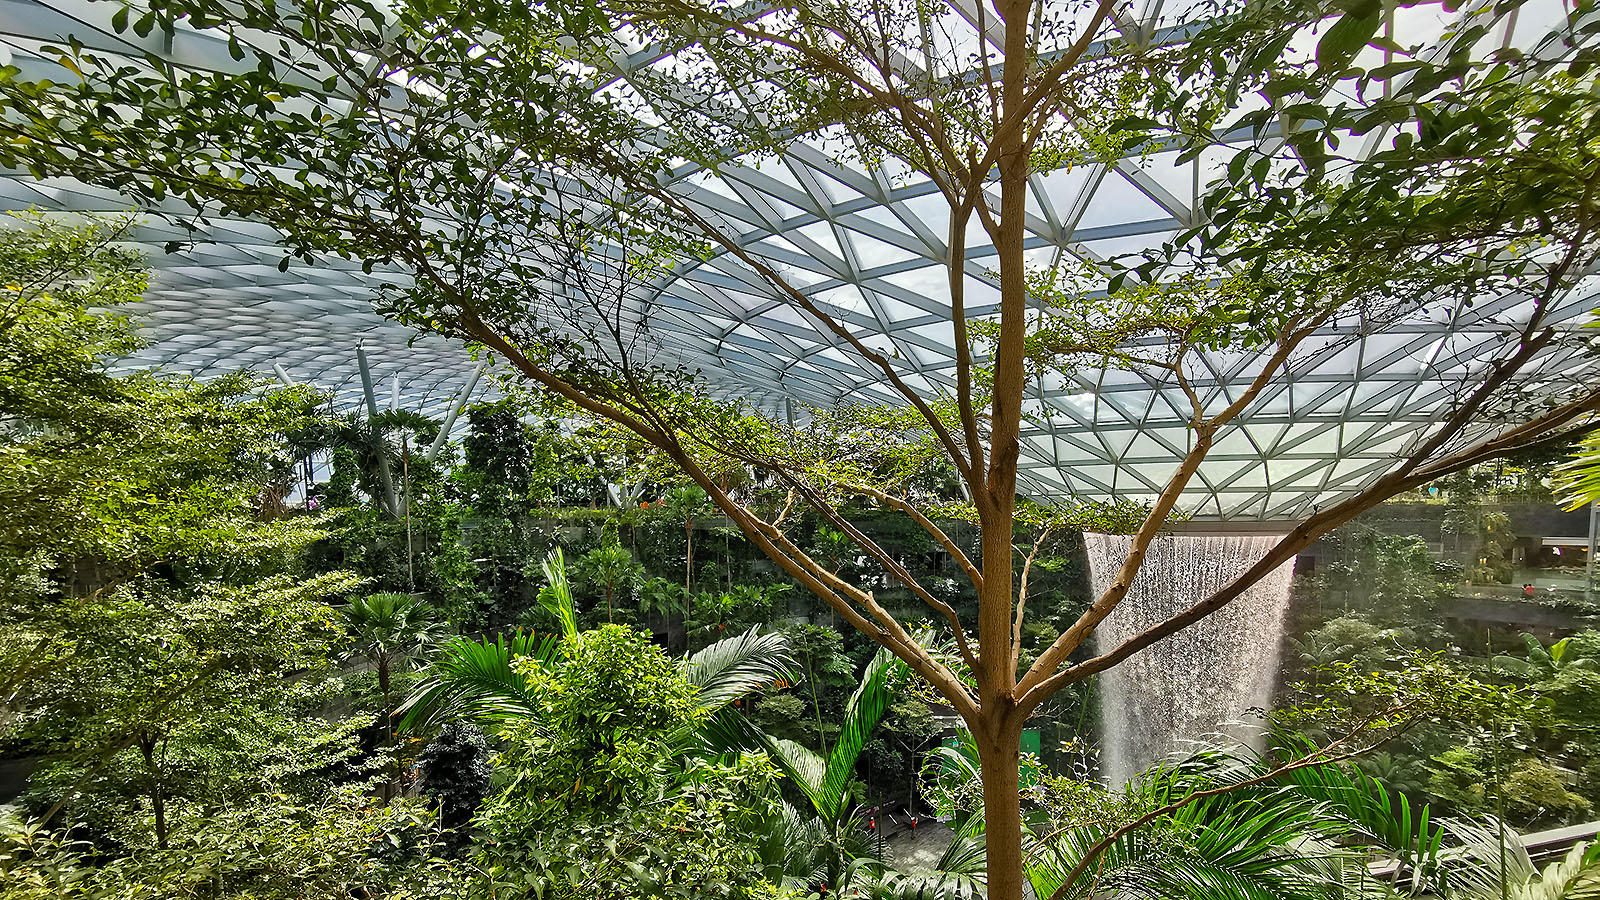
[{"xmin": 938, "ymin": 729, "xmax": 1043, "ymax": 786}]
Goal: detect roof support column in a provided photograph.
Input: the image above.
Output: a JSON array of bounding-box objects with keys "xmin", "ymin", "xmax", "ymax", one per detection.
[
  {"xmin": 426, "ymin": 360, "xmax": 488, "ymax": 462},
  {"xmin": 356, "ymin": 346, "xmax": 402, "ymax": 517}
]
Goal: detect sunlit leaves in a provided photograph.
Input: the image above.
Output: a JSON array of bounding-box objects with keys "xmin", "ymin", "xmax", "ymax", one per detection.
[
  {"xmin": 1551, "ymin": 428, "xmax": 1600, "ymax": 511},
  {"xmin": 0, "ymin": 0, "xmax": 678, "ymax": 355},
  {"xmin": 0, "ymin": 220, "xmax": 333, "ymax": 593},
  {"xmin": 1275, "ymin": 650, "xmax": 1528, "ymax": 738}
]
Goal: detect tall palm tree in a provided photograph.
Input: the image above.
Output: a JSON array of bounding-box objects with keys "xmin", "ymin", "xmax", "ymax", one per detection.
[
  {"xmin": 661, "ymin": 485, "xmax": 709, "ymax": 595},
  {"xmin": 335, "ymin": 591, "xmax": 440, "ymax": 799},
  {"xmin": 296, "ymin": 409, "xmax": 439, "ymax": 517}
]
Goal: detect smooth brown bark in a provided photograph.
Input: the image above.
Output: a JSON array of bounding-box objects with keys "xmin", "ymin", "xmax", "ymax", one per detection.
[
  {"xmin": 977, "ymin": 713, "xmax": 1026, "ymax": 900},
  {"xmin": 440, "ymin": 46, "xmax": 1600, "ymax": 897}
]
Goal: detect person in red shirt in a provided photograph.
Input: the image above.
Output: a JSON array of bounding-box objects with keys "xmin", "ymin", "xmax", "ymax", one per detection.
[{"xmin": 1524, "ymin": 583, "xmax": 1536, "ymax": 598}]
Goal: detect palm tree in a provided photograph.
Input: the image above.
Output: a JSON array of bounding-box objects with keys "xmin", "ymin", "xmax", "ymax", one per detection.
[
  {"xmin": 1500, "ymin": 841, "xmax": 1600, "ymax": 900},
  {"xmin": 638, "ymin": 576, "xmax": 690, "ymax": 652},
  {"xmin": 397, "ymin": 629, "xmax": 558, "ymax": 732},
  {"xmin": 871, "ymin": 833, "xmax": 988, "ymax": 900},
  {"xmin": 681, "ymin": 625, "xmax": 802, "ymax": 712},
  {"xmin": 296, "ymin": 409, "xmax": 439, "ymax": 517},
  {"xmin": 534, "ymin": 548, "xmax": 577, "ymax": 637},
  {"xmin": 754, "ymin": 801, "xmax": 882, "ymax": 896},
  {"xmin": 335, "ymin": 591, "xmax": 440, "ymax": 799},
  {"xmin": 580, "ymin": 542, "xmax": 643, "ymax": 623},
  {"xmin": 661, "ymin": 485, "xmax": 709, "ymax": 595},
  {"xmin": 1022, "ymin": 742, "xmax": 1546, "ymax": 900}
]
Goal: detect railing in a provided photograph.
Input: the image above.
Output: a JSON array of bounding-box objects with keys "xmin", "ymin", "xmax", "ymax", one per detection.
[
  {"xmin": 1523, "ymin": 821, "xmax": 1600, "ymax": 864},
  {"xmin": 1368, "ymin": 820, "xmax": 1600, "ymax": 881}
]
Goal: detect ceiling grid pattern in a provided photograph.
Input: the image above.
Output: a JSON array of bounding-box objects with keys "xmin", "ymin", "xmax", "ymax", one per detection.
[{"xmin": 0, "ymin": 0, "xmax": 1593, "ymax": 520}]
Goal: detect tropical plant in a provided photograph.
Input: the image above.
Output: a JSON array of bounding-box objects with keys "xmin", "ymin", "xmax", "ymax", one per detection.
[
  {"xmin": 712, "ymin": 643, "xmax": 908, "ymax": 894},
  {"xmin": 498, "ymin": 624, "xmax": 707, "ymax": 820},
  {"xmin": 477, "ymin": 750, "xmax": 783, "ymax": 900},
  {"xmin": 335, "ymin": 591, "xmax": 441, "ymax": 798},
  {"xmin": 297, "ymin": 409, "xmax": 440, "ymax": 518},
  {"xmin": 11, "ymin": 4, "xmax": 1599, "ymax": 898},
  {"xmin": 682, "ymin": 626, "xmax": 803, "ymax": 713},
  {"xmin": 460, "ymin": 582, "xmax": 788, "ymax": 899},
  {"xmin": 1, "ymin": 786, "xmax": 462, "ymax": 899},
  {"xmin": 579, "ymin": 541, "xmax": 643, "ymax": 623},
  {"xmin": 870, "ymin": 833, "xmax": 988, "ymax": 900},
  {"xmin": 401, "ymin": 551, "xmax": 797, "ymax": 738},
  {"xmin": 399, "ymin": 631, "xmax": 556, "ymax": 731},
  {"xmin": 637, "ymin": 576, "xmax": 688, "ymax": 621},
  {"xmin": 661, "ymin": 485, "xmax": 710, "ymax": 596},
  {"xmin": 1022, "ymin": 742, "xmax": 1562, "ymax": 900},
  {"xmin": 533, "ymin": 548, "xmax": 579, "ymax": 638},
  {"xmin": 1494, "ymin": 635, "xmax": 1598, "ymax": 681},
  {"xmin": 1504, "ymin": 841, "xmax": 1600, "ymax": 900},
  {"xmin": 1360, "ymin": 751, "xmax": 1431, "ymax": 804},
  {"xmin": 1030, "ymin": 755, "xmax": 1352, "ymax": 900},
  {"xmin": 692, "ymin": 583, "xmax": 790, "ymax": 642},
  {"xmin": 1555, "ymin": 430, "xmax": 1600, "ymax": 511}
]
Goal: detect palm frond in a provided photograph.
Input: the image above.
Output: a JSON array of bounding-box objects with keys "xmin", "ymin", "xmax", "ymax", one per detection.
[
  {"xmin": 695, "ymin": 708, "xmax": 828, "ymax": 809},
  {"xmin": 756, "ymin": 802, "xmax": 833, "ymax": 892},
  {"xmin": 335, "ymin": 591, "xmax": 442, "ymax": 667},
  {"xmin": 538, "ymin": 549, "xmax": 578, "ymax": 638},
  {"xmin": 766, "ymin": 736, "xmax": 831, "ymax": 816},
  {"xmin": 1441, "ymin": 817, "xmax": 1538, "ymax": 900},
  {"xmin": 1517, "ymin": 841, "xmax": 1600, "ymax": 900},
  {"xmin": 1270, "ymin": 761, "xmax": 1444, "ymax": 890},
  {"xmin": 683, "ymin": 625, "xmax": 800, "ymax": 712},
  {"xmin": 817, "ymin": 643, "xmax": 906, "ymax": 821},
  {"xmin": 396, "ymin": 630, "xmax": 558, "ymax": 731},
  {"xmin": 875, "ymin": 833, "xmax": 987, "ymax": 900},
  {"xmin": 1554, "ymin": 431, "xmax": 1600, "ymax": 510},
  {"xmin": 1029, "ymin": 750, "xmax": 1372, "ymax": 900}
]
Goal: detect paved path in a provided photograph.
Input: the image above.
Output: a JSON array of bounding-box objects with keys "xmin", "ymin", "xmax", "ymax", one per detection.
[{"xmin": 885, "ymin": 821, "xmax": 955, "ymax": 874}]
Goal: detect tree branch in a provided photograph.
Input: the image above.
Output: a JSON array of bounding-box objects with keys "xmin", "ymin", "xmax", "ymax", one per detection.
[
  {"xmin": 1022, "ymin": 382, "xmax": 1600, "ymax": 712},
  {"xmin": 1017, "ymin": 314, "xmax": 1326, "ymax": 698}
]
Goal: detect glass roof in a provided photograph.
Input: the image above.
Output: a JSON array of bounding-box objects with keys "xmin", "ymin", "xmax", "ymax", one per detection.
[{"xmin": 0, "ymin": 0, "xmax": 1593, "ymax": 521}]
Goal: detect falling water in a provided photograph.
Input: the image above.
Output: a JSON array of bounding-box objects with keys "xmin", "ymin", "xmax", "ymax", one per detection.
[{"xmin": 1084, "ymin": 533, "xmax": 1296, "ymax": 786}]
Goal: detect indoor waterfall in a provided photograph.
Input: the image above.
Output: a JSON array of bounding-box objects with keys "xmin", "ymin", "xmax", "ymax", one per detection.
[{"xmin": 1084, "ymin": 533, "xmax": 1296, "ymax": 786}]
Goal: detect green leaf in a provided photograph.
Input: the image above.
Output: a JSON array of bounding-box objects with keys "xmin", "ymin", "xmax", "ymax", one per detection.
[{"xmin": 1317, "ymin": 2, "xmax": 1384, "ymax": 73}]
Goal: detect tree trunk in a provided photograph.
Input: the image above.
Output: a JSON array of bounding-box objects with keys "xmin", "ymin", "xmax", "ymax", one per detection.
[
  {"xmin": 379, "ymin": 655, "xmax": 395, "ymax": 803},
  {"xmin": 138, "ymin": 733, "xmax": 168, "ymax": 850},
  {"xmin": 978, "ymin": 717, "xmax": 1025, "ymax": 900}
]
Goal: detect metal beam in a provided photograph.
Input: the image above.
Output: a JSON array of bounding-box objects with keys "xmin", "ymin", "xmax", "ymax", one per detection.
[
  {"xmin": 426, "ymin": 360, "xmax": 488, "ymax": 462},
  {"xmin": 356, "ymin": 346, "xmax": 402, "ymax": 517}
]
